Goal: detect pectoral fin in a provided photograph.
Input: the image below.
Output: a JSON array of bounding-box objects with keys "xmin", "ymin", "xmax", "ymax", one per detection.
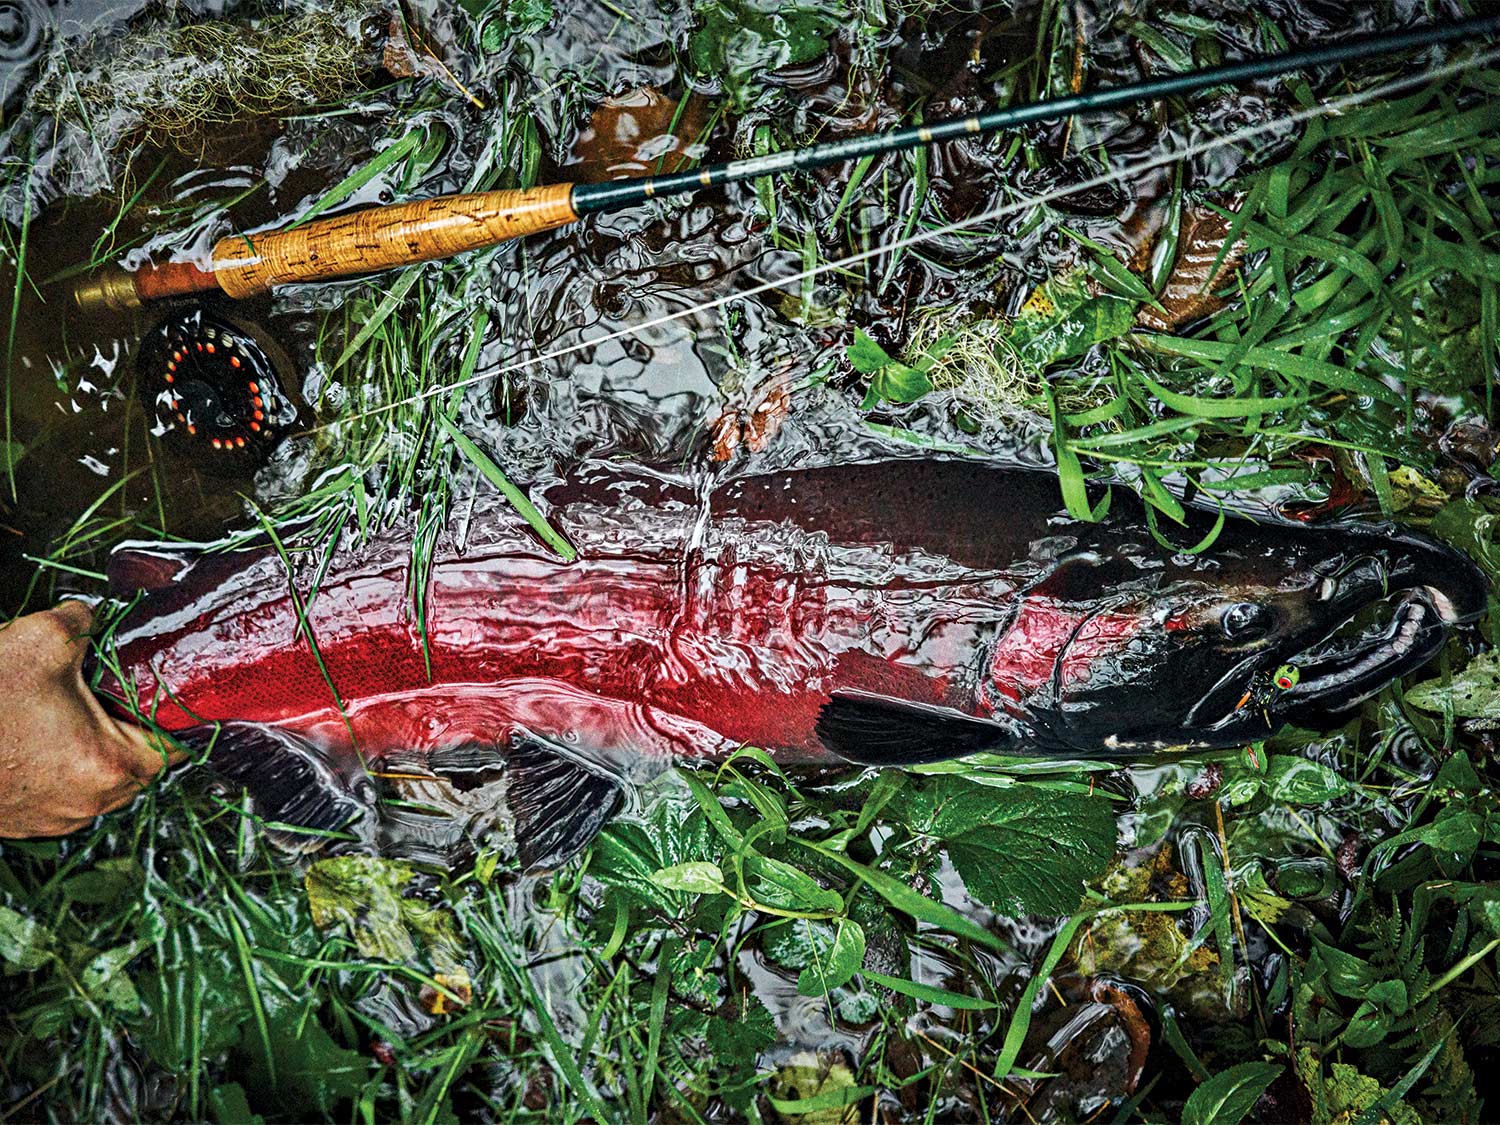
[
  {"xmin": 506, "ymin": 742, "xmax": 623, "ymax": 873},
  {"xmin": 815, "ymin": 691, "xmax": 1023, "ymax": 765}
]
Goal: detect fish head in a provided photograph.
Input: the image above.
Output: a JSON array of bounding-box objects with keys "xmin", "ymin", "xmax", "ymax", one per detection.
[{"xmin": 994, "ymin": 514, "xmax": 1489, "ymax": 754}]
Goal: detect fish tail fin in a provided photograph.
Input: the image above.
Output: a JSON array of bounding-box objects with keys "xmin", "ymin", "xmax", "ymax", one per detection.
[{"xmin": 815, "ymin": 691, "xmax": 1025, "ymax": 765}]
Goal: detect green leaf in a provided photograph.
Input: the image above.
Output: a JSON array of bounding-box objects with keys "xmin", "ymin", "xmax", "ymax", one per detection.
[
  {"xmin": 797, "ymin": 919, "xmax": 864, "ymax": 995},
  {"xmin": 1018, "ymin": 295, "xmax": 1137, "ymax": 367},
  {"xmin": 62, "ymin": 858, "xmax": 144, "ymax": 905},
  {"xmin": 706, "ymin": 992, "xmax": 777, "ymax": 1095},
  {"xmin": 1343, "ymin": 1000, "xmax": 1392, "ymax": 1048},
  {"xmin": 81, "ymin": 943, "xmax": 143, "ymax": 1013},
  {"xmin": 208, "ymin": 1083, "xmax": 265, "ymax": 1125},
  {"xmin": 846, "ymin": 328, "xmax": 894, "ymax": 373},
  {"xmin": 863, "ymin": 970, "xmax": 999, "ymax": 1010},
  {"xmin": 591, "ymin": 787, "xmax": 716, "ymax": 914},
  {"xmin": 0, "ymin": 904, "xmax": 52, "ymax": 971},
  {"xmin": 245, "ymin": 1005, "xmax": 371, "ymax": 1117},
  {"xmin": 870, "ymin": 363, "xmax": 933, "ymax": 405},
  {"xmin": 797, "ymin": 842, "xmax": 1011, "ymax": 956},
  {"xmin": 650, "ymin": 861, "xmax": 725, "ymax": 895},
  {"xmin": 1265, "ymin": 755, "xmax": 1349, "ymax": 805},
  {"xmin": 439, "ymin": 418, "xmax": 577, "ymax": 561},
  {"xmin": 1010, "ymin": 269, "xmax": 1136, "ymax": 366},
  {"xmin": 0, "ymin": 439, "xmax": 23, "ymax": 472},
  {"xmin": 903, "ymin": 777, "xmax": 1117, "ymax": 915},
  {"xmin": 741, "ymin": 853, "xmax": 842, "ymax": 914},
  {"xmin": 1407, "ymin": 649, "xmax": 1500, "ymax": 719},
  {"xmin": 1182, "ymin": 1061, "xmax": 1283, "ymax": 1125},
  {"xmin": 1311, "ymin": 941, "xmax": 1376, "ymax": 999},
  {"xmin": 688, "ymin": 0, "xmax": 842, "ymax": 111}
]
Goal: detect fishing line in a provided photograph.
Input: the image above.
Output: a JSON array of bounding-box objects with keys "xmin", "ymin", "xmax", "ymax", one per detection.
[{"xmin": 307, "ymin": 42, "xmax": 1500, "ymax": 438}]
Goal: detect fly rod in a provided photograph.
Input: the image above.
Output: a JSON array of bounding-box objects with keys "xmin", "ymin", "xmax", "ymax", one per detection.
[{"xmin": 73, "ymin": 13, "xmax": 1500, "ymax": 313}]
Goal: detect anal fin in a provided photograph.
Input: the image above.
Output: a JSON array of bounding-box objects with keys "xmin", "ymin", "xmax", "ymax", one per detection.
[
  {"xmin": 815, "ymin": 691, "xmax": 1022, "ymax": 766},
  {"xmin": 507, "ymin": 742, "xmax": 623, "ymax": 873}
]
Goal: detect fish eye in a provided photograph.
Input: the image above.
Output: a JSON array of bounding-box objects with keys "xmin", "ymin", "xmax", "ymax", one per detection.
[{"xmin": 1221, "ymin": 602, "xmax": 1273, "ymax": 640}]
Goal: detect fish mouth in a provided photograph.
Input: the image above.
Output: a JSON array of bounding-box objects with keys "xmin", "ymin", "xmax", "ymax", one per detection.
[
  {"xmin": 1278, "ymin": 585, "xmax": 1453, "ymax": 712},
  {"xmin": 1193, "ymin": 571, "xmax": 1480, "ymax": 735}
]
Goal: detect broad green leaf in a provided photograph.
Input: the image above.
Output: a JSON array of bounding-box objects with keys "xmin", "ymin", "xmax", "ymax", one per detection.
[
  {"xmin": 1311, "ymin": 941, "xmax": 1376, "ymax": 999},
  {"xmin": 797, "ymin": 919, "xmax": 864, "ymax": 995},
  {"xmin": 688, "ymin": 0, "xmax": 841, "ymax": 111},
  {"xmin": 869, "ymin": 363, "xmax": 933, "ymax": 405},
  {"xmin": 0, "ymin": 904, "xmax": 52, "ymax": 971},
  {"xmin": 651, "ymin": 861, "xmax": 724, "ymax": 895},
  {"xmin": 903, "ymin": 777, "xmax": 1116, "ymax": 915},
  {"xmin": 741, "ymin": 853, "xmax": 842, "ymax": 914},
  {"xmin": 846, "ymin": 328, "xmax": 894, "ymax": 373},
  {"xmin": 62, "ymin": 858, "xmax": 144, "ymax": 905},
  {"xmin": 591, "ymin": 788, "xmax": 716, "ymax": 913},
  {"xmin": 1265, "ymin": 755, "xmax": 1349, "ymax": 805},
  {"xmin": 1407, "ymin": 649, "xmax": 1500, "ymax": 719},
  {"xmin": 1017, "ymin": 295, "xmax": 1137, "ymax": 367},
  {"xmin": 1181, "ymin": 1061, "xmax": 1283, "ymax": 1125},
  {"xmin": 81, "ymin": 943, "xmax": 143, "ymax": 1013},
  {"xmin": 1412, "ymin": 806, "xmax": 1484, "ymax": 872},
  {"xmin": 244, "ymin": 1004, "xmax": 371, "ymax": 1117},
  {"xmin": 1011, "ymin": 269, "xmax": 1136, "ymax": 366},
  {"xmin": 1342, "ymin": 1000, "xmax": 1391, "ymax": 1048}
]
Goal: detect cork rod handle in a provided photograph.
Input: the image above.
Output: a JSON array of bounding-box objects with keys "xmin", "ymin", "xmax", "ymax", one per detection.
[{"xmin": 211, "ymin": 183, "xmax": 579, "ymax": 298}]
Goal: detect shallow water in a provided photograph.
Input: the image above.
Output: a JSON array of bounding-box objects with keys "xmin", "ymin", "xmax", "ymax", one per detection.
[{"xmin": 2, "ymin": 0, "xmax": 1497, "ymax": 1120}]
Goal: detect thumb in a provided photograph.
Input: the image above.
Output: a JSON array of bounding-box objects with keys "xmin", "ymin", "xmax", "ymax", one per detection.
[
  {"xmin": 18, "ymin": 600, "xmax": 98, "ymax": 680},
  {"xmin": 109, "ymin": 710, "xmax": 189, "ymax": 777}
]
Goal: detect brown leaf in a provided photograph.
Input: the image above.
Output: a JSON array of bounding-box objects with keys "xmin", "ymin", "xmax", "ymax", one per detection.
[
  {"xmin": 568, "ymin": 87, "xmax": 711, "ymax": 182},
  {"xmin": 1137, "ymin": 202, "xmax": 1245, "ymax": 332}
]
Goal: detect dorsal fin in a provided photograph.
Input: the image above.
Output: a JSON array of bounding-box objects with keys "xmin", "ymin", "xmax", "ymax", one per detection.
[{"xmin": 816, "ymin": 691, "xmax": 1024, "ymax": 765}]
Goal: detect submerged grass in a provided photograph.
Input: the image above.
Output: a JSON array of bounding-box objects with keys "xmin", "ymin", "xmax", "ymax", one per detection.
[{"xmin": 4, "ymin": 1, "xmax": 1500, "ymax": 1122}]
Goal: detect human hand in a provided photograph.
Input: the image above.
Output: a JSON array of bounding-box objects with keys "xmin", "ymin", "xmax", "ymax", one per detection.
[{"xmin": 0, "ymin": 601, "xmax": 181, "ymax": 838}]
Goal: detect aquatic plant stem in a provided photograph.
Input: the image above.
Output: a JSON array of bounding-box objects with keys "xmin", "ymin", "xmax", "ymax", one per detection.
[{"xmin": 70, "ymin": 14, "xmax": 1500, "ymax": 309}]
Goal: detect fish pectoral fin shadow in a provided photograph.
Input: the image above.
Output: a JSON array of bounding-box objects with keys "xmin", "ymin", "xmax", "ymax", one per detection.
[
  {"xmin": 182, "ymin": 724, "xmax": 368, "ymax": 843},
  {"xmin": 815, "ymin": 691, "xmax": 1023, "ymax": 766},
  {"xmin": 507, "ymin": 742, "xmax": 624, "ymax": 874}
]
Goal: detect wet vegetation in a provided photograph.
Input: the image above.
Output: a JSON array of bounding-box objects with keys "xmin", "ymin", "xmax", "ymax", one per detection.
[{"xmin": 5, "ymin": 0, "xmax": 1500, "ymax": 1121}]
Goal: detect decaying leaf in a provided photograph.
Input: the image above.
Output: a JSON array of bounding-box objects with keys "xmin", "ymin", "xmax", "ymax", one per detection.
[
  {"xmin": 568, "ymin": 86, "xmax": 710, "ymax": 181},
  {"xmin": 765, "ymin": 1047, "xmax": 861, "ymax": 1124},
  {"xmin": 1137, "ymin": 202, "xmax": 1246, "ymax": 332},
  {"xmin": 711, "ymin": 365, "xmax": 793, "ymax": 461},
  {"xmin": 305, "ymin": 856, "xmax": 466, "ymax": 979}
]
